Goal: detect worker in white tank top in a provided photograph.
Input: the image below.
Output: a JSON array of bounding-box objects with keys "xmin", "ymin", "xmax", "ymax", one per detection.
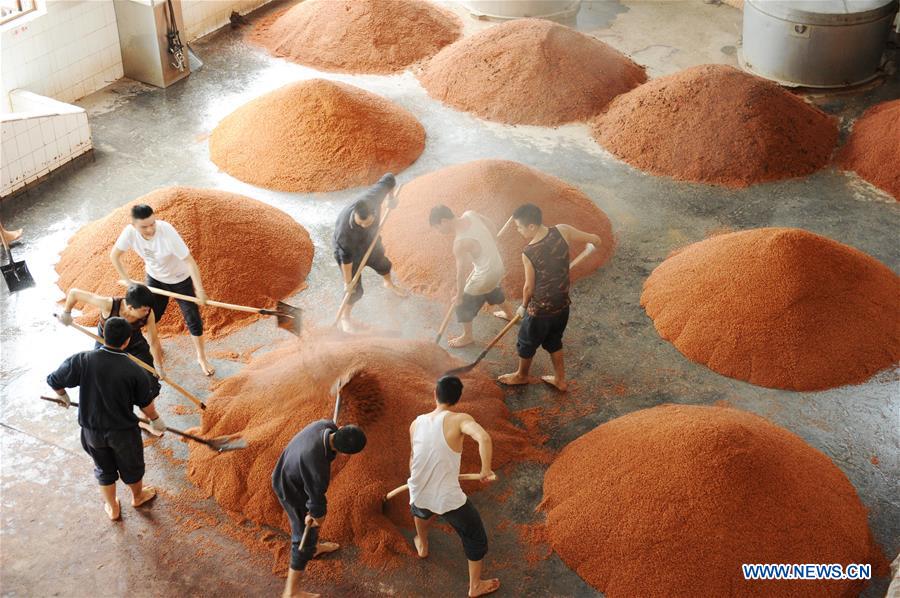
[
  {"xmin": 406, "ymin": 376, "xmax": 501, "ymax": 598},
  {"xmin": 429, "ymin": 205, "xmax": 515, "ymax": 349}
]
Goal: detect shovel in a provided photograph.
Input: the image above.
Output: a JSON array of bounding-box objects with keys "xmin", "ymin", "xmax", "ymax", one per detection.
[
  {"xmin": 443, "ymin": 315, "xmax": 521, "ymax": 376},
  {"xmin": 118, "ymin": 280, "xmax": 303, "ymax": 336},
  {"xmin": 0, "ymin": 229, "xmax": 34, "ymax": 292},
  {"xmin": 38, "ymin": 395, "xmax": 245, "ymax": 452},
  {"xmin": 56, "ymin": 316, "xmax": 207, "ymax": 410},
  {"xmin": 330, "ymin": 367, "xmax": 360, "ymax": 424}
]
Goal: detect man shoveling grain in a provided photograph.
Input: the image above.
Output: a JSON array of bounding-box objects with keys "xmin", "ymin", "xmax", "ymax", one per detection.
[
  {"xmin": 110, "ymin": 204, "xmax": 215, "ymax": 376},
  {"xmin": 499, "ymin": 203, "xmax": 604, "ymax": 392},
  {"xmin": 45, "ymin": 317, "xmax": 165, "ymax": 521},
  {"xmin": 333, "ymin": 173, "xmax": 407, "ymax": 332},
  {"xmin": 429, "ymin": 205, "xmax": 515, "ymax": 348},
  {"xmin": 407, "ymin": 376, "xmax": 500, "ymax": 597},
  {"xmin": 272, "ymin": 420, "xmax": 367, "ymax": 598}
]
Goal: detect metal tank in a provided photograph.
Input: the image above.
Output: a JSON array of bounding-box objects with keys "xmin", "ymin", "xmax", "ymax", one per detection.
[
  {"xmin": 740, "ymin": 0, "xmax": 899, "ymax": 88},
  {"xmin": 462, "ymin": 0, "xmax": 581, "ymax": 21}
]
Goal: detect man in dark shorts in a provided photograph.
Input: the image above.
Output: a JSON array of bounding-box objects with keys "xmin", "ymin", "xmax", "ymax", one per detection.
[
  {"xmin": 498, "ymin": 203, "xmax": 604, "ymax": 392},
  {"xmin": 272, "ymin": 420, "xmax": 367, "ymax": 598},
  {"xmin": 45, "ymin": 317, "xmax": 165, "ymax": 521},
  {"xmin": 429, "ymin": 205, "xmax": 515, "ymax": 348},
  {"xmin": 58, "ymin": 282, "xmax": 163, "ymax": 396},
  {"xmin": 407, "ymin": 376, "xmax": 500, "ymax": 598},
  {"xmin": 110, "ymin": 204, "xmax": 215, "ymax": 376},
  {"xmin": 333, "ymin": 173, "xmax": 406, "ymax": 332}
]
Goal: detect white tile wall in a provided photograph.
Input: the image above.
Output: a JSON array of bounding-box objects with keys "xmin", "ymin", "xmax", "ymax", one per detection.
[
  {"xmin": 1, "ymin": 0, "xmax": 124, "ymax": 113},
  {"xmin": 181, "ymin": 0, "xmax": 273, "ymax": 43}
]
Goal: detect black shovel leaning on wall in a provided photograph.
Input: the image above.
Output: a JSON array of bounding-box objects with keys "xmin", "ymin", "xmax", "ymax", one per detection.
[{"xmin": 0, "ymin": 231, "xmax": 34, "ymax": 292}]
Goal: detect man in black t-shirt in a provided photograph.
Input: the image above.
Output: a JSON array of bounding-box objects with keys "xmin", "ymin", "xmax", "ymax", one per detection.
[{"xmin": 46, "ymin": 317, "xmax": 165, "ymax": 521}]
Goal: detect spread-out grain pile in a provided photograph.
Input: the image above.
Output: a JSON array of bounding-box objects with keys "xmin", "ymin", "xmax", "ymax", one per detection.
[
  {"xmin": 541, "ymin": 404, "xmax": 887, "ymax": 597},
  {"xmin": 838, "ymin": 99, "xmax": 900, "ymax": 200},
  {"xmin": 186, "ymin": 333, "xmax": 544, "ymax": 569},
  {"xmin": 209, "ymin": 79, "xmax": 425, "ymax": 192},
  {"xmin": 640, "ymin": 228, "xmax": 900, "ymax": 390},
  {"xmin": 593, "ymin": 64, "xmax": 839, "ymax": 187},
  {"xmin": 382, "ymin": 159, "xmax": 615, "ymax": 300},
  {"xmin": 250, "ymin": 0, "xmax": 461, "ymax": 74},
  {"xmin": 418, "ymin": 18, "xmax": 646, "ymax": 126},
  {"xmin": 56, "ymin": 186, "xmax": 313, "ymax": 339}
]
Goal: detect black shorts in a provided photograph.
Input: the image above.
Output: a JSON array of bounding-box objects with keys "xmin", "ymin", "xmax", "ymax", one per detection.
[
  {"xmin": 411, "ymin": 499, "xmax": 488, "ymax": 562},
  {"xmin": 80, "ymin": 427, "xmax": 145, "ymax": 485},
  {"xmin": 146, "ymin": 275, "xmax": 203, "ymax": 336},
  {"xmin": 456, "ymin": 287, "xmax": 505, "ymax": 323},
  {"xmin": 516, "ymin": 307, "xmax": 570, "ymax": 359},
  {"xmin": 272, "ymin": 486, "xmax": 318, "ymax": 571},
  {"xmin": 334, "ymin": 244, "xmax": 392, "ymax": 306}
]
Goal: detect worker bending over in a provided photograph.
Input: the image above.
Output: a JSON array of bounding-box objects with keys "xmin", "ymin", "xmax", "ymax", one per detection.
[
  {"xmin": 499, "ymin": 203, "xmax": 603, "ymax": 391},
  {"xmin": 58, "ymin": 283, "xmax": 163, "ymax": 396},
  {"xmin": 429, "ymin": 205, "xmax": 515, "ymax": 348},
  {"xmin": 272, "ymin": 420, "xmax": 367, "ymax": 598},
  {"xmin": 45, "ymin": 317, "xmax": 165, "ymax": 520},
  {"xmin": 407, "ymin": 376, "xmax": 500, "ymax": 598},
  {"xmin": 110, "ymin": 204, "xmax": 214, "ymax": 376},
  {"xmin": 333, "ymin": 173, "xmax": 406, "ymax": 332}
]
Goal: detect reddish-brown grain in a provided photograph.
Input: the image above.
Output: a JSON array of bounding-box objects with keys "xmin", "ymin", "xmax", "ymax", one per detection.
[
  {"xmin": 540, "ymin": 404, "xmax": 887, "ymax": 597},
  {"xmin": 838, "ymin": 99, "xmax": 900, "ymax": 200},
  {"xmin": 418, "ymin": 19, "xmax": 646, "ymax": 126},
  {"xmin": 186, "ymin": 332, "xmax": 545, "ymax": 570},
  {"xmin": 209, "ymin": 79, "xmax": 425, "ymax": 192},
  {"xmin": 593, "ymin": 64, "xmax": 839, "ymax": 187},
  {"xmin": 55, "ymin": 186, "xmax": 313, "ymax": 339},
  {"xmin": 640, "ymin": 227, "xmax": 900, "ymax": 390},
  {"xmin": 381, "ymin": 159, "xmax": 615, "ymax": 301},
  {"xmin": 250, "ymin": 0, "xmax": 461, "ymax": 74}
]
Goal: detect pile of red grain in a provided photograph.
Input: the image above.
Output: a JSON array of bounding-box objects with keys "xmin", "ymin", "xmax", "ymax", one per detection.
[
  {"xmin": 838, "ymin": 99, "xmax": 900, "ymax": 200},
  {"xmin": 593, "ymin": 64, "xmax": 839, "ymax": 187},
  {"xmin": 640, "ymin": 227, "xmax": 900, "ymax": 391},
  {"xmin": 209, "ymin": 79, "xmax": 425, "ymax": 192},
  {"xmin": 56, "ymin": 186, "xmax": 313, "ymax": 339},
  {"xmin": 541, "ymin": 404, "xmax": 887, "ymax": 597},
  {"xmin": 418, "ymin": 18, "xmax": 646, "ymax": 126},
  {"xmin": 250, "ymin": 0, "xmax": 461, "ymax": 74},
  {"xmin": 186, "ymin": 332, "xmax": 544, "ymax": 570},
  {"xmin": 382, "ymin": 159, "xmax": 615, "ymax": 301}
]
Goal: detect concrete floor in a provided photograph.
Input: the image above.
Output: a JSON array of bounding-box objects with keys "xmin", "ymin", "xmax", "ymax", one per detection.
[{"xmin": 2, "ymin": 1, "xmax": 898, "ymax": 596}]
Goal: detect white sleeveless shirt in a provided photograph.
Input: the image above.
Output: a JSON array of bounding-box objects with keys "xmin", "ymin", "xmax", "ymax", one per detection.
[
  {"xmin": 407, "ymin": 411, "xmax": 467, "ymax": 514},
  {"xmin": 455, "ymin": 211, "xmax": 505, "ymax": 296}
]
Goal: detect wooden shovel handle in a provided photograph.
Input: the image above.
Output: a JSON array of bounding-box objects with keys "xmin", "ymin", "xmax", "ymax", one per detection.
[
  {"xmin": 482, "ymin": 314, "xmax": 521, "ymax": 354},
  {"xmin": 118, "ymin": 280, "xmax": 260, "ymax": 314},
  {"xmin": 385, "ymin": 473, "xmax": 486, "ymax": 501},
  {"xmin": 435, "ymin": 302, "xmax": 456, "ymax": 343}
]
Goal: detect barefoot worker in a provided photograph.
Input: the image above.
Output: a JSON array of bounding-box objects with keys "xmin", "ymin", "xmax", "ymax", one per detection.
[
  {"xmin": 58, "ymin": 283, "xmax": 163, "ymax": 397},
  {"xmin": 45, "ymin": 317, "xmax": 165, "ymax": 521},
  {"xmin": 407, "ymin": 376, "xmax": 500, "ymax": 598},
  {"xmin": 272, "ymin": 420, "xmax": 367, "ymax": 598},
  {"xmin": 429, "ymin": 206, "xmax": 515, "ymax": 348},
  {"xmin": 110, "ymin": 204, "xmax": 215, "ymax": 376},
  {"xmin": 333, "ymin": 173, "xmax": 406, "ymax": 332},
  {"xmin": 499, "ymin": 203, "xmax": 604, "ymax": 392}
]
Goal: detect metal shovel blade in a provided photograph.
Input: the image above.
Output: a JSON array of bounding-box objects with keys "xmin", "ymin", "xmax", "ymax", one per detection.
[
  {"xmin": 2, "ymin": 256, "xmax": 34, "ymax": 292},
  {"xmin": 262, "ymin": 301, "xmax": 302, "ymax": 336},
  {"xmin": 205, "ymin": 435, "xmax": 247, "ymax": 453}
]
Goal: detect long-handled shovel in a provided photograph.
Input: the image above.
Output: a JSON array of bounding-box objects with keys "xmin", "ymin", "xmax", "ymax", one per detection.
[
  {"xmin": 118, "ymin": 281, "xmax": 303, "ymax": 336},
  {"xmin": 0, "ymin": 228, "xmax": 34, "ymax": 292},
  {"xmin": 383, "ymin": 472, "xmax": 496, "ymax": 503},
  {"xmin": 38, "ymin": 396, "xmax": 245, "ymax": 452},
  {"xmin": 330, "ymin": 367, "xmax": 360, "ymax": 424},
  {"xmin": 56, "ymin": 316, "xmax": 207, "ymax": 410}
]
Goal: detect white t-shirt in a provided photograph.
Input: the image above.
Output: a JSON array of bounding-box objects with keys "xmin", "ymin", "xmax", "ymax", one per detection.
[{"xmin": 114, "ymin": 219, "xmax": 191, "ymax": 284}]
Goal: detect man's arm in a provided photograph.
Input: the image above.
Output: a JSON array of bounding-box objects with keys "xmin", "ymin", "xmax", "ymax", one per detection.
[
  {"xmin": 555, "ymin": 224, "xmax": 603, "ymax": 248},
  {"xmin": 521, "ymin": 254, "xmax": 536, "ymax": 311},
  {"xmin": 302, "ymin": 451, "xmax": 331, "ymax": 522},
  {"xmin": 182, "ymin": 254, "xmax": 208, "ymax": 305},
  {"xmin": 145, "ymin": 311, "xmax": 165, "ymax": 376},
  {"xmin": 109, "ymin": 247, "xmax": 133, "ymax": 284},
  {"xmin": 453, "ymin": 241, "xmax": 473, "ymax": 303},
  {"xmin": 60, "ymin": 289, "xmax": 113, "ymax": 324},
  {"xmin": 459, "ymin": 415, "xmax": 494, "ymax": 481},
  {"xmin": 47, "ymin": 354, "xmax": 82, "ymax": 394},
  {"xmin": 139, "ymin": 400, "xmax": 160, "ymax": 422}
]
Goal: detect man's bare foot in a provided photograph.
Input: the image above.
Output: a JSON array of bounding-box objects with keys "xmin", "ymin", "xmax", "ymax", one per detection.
[
  {"xmin": 132, "ymin": 486, "xmax": 157, "ymax": 507},
  {"xmin": 2, "ymin": 228, "xmax": 23, "ymax": 245},
  {"xmin": 313, "ymin": 541, "xmax": 339, "ymax": 558},
  {"xmin": 541, "ymin": 375, "xmax": 568, "ymax": 392},
  {"xmin": 197, "ymin": 359, "xmax": 215, "ymax": 377},
  {"xmin": 498, "ymin": 373, "xmax": 530, "ymax": 386},
  {"xmin": 469, "ymin": 578, "xmax": 500, "ymax": 597},
  {"xmin": 340, "ymin": 317, "xmax": 369, "ymax": 333},
  {"xmin": 448, "ymin": 334, "xmax": 474, "ymax": 348},
  {"xmin": 492, "ymin": 310, "xmax": 512, "ymax": 321},
  {"xmin": 413, "ymin": 535, "xmax": 428, "ymax": 558},
  {"xmin": 105, "ymin": 498, "xmax": 121, "ymax": 521},
  {"xmin": 384, "ymin": 282, "xmax": 408, "ymax": 298}
]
